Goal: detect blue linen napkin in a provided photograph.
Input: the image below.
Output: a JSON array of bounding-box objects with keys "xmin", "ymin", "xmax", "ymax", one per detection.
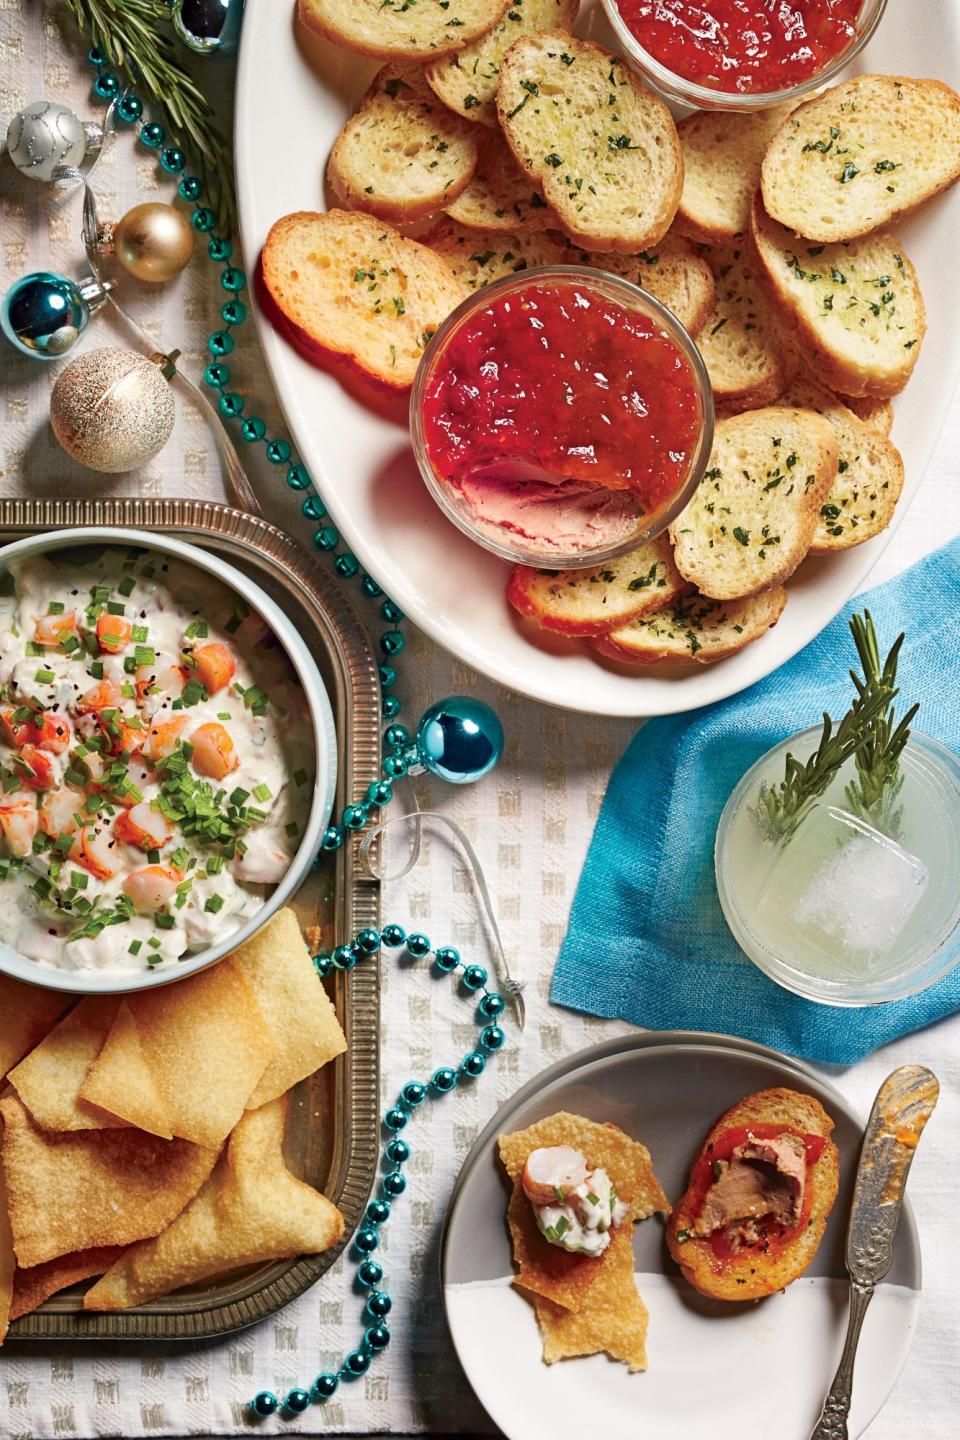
[{"xmin": 552, "ymin": 540, "xmax": 960, "ymax": 1065}]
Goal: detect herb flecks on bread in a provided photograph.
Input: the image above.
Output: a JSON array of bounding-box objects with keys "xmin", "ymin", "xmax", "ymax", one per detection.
[
  {"xmin": 496, "ymin": 33, "xmax": 683, "ymax": 254},
  {"xmin": 261, "ymin": 210, "xmax": 465, "ymax": 390},
  {"xmin": 590, "ymin": 588, "xmax": 787, "ymax": 666},
  {"xmin": 669, "ymin": 408, "xmax": 838, "ymax": 601},
  {"xmin": 299, "ymin": 0, "xmax": 512, "ymax": 62},
  {"xmin": 328, "ymin": 67, "xmax": 479, "ymax": 224},
  {"xmin": 761, "ymin": 74, "xmax": 960, "ymax": 243},
  {"xmin": 751, "ymin": 197, "xmax": 927, "ymax": 399}
]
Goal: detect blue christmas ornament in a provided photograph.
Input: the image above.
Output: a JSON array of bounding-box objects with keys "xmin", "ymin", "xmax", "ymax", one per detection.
[
  {"xmin": 1, "ymin": 272, "xmax": 107, "ymax": 360},
  {"xmin": 414, "ymin": 697, "xmax": 504, "ymax": 785},
  {"xmin": 173, "ymin": 0, "xmax": 245, "ymax": 54}
]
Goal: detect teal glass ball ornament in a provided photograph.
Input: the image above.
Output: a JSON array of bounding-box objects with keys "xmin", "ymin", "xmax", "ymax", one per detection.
[
  {"xmin": 173, "ymin": 0, "xmax": 245, "ymax": 54},
  {"xmin": 6, "ymin": 100, "xmax": 86, "ymax": 183},
  {"xmin": 1, "ymin": 272, "xmax": 91, "ymax": 359},
  {"xmin": 415, "ymin": 697, "xmax": 504, "ymax": 785}
]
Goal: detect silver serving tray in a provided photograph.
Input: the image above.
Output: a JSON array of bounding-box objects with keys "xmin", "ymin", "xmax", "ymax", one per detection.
[{"xmin": 0, "ymin": 498, "xmax": 381, "ymax": 1340}]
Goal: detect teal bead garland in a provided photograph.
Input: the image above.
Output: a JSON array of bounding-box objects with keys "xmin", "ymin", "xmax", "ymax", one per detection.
[
  {"xmin": 247, "ymin": 924, "xmax": 508, "ymax": 1419},
  {"xmin": 83, "ymin": 53, "xmax": 503, "ymax": 871}
]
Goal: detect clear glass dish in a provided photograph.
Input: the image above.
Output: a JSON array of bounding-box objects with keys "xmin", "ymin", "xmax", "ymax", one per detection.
[
  {"xmin": 600, "ymin": 0, "xmax": 888, "ymax": 112},
  {"xmin": 409, "ymin": 266, "xmax": 714, "ymax": 570},
  {"xmin": 715, "ymin": 726, "xmax": 960, "ymax": 1006}
]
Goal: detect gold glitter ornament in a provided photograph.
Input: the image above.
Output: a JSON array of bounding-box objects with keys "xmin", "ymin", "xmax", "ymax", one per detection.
[
  {"xmin": 98, "ymin": 202, "xmax": 195, "ymax": 283},
  {"xmin": 49, "ymin": 347, "xmax": 176, "ymax": 472}
]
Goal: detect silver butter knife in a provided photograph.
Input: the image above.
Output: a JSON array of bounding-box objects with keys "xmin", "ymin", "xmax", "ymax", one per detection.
[{"xmin": 810, "ymin": 1064, "xmax": 939, "ymax": 1440}]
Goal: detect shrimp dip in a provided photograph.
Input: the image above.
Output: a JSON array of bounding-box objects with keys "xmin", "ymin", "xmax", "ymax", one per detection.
[{"xmin": 0, "ymin": 545, "xmax": 314, "ymax": 974}]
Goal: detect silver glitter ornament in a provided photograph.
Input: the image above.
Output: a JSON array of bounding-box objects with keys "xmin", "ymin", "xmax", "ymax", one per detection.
[
  {"xmin": 6, "ymin": 100, "xmax": 86, "ymax": 182},
  {"xmin": 49, "ymin": 347, "xmax": 176, "ymax": 473}
]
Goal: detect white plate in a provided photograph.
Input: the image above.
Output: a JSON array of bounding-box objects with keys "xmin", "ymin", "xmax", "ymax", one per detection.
[
  {"xmin": 235, "ymin": 0, "xmax": 960, "ymax": 716},
  {"xmin": 441, "ymin": 1033, "xmax": 922, "ymax": 1440}
]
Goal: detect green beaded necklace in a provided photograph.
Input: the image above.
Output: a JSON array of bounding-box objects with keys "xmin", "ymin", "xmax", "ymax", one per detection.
[
  {"xmin": 87, "ymin": 46, "xmax": 412, "ymax": 858},
  {"xmin": 81, "ymin": 50, "xmax": 511, "ymax": 1422}
]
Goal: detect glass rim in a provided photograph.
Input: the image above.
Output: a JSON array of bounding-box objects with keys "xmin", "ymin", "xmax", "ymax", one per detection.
[
  {"xmin": 714, "ymin": 725, "xmax": 960, "ymax": 1007},
  {"xmin": 599, "ymin": 0, "xmax": 888, "ymax": 111},
  {"xmin": 409, "ymin": 264, "xmax": 715, "ymax": 570}
]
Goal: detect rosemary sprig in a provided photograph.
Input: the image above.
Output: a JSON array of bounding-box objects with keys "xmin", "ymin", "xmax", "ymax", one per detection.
[
  {"xmin": 752, "ymin": 683, "xmax": 895, "ymax": 844},
  {"xmin": 844, "ymin": 611, "xmax": 919, "ymax": 837},
  {"xmin": 60, "ymin": 0, "xmax": 237, "ymax": 235}
]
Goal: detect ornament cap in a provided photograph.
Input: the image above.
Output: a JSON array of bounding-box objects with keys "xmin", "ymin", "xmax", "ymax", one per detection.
[{"xmin": 77, "ymin": 274, "xmax": 113, "ymax": 312}]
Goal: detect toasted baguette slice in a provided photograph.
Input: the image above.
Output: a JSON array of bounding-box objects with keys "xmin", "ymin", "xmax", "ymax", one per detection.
[
  {"xmin": 669, "ymin": 408, "xmax": 838, "ymax": 600},
  {"xmin": 261, "ymin": 210, "xmax": 465, "ymax": 390},
  {"xmin": 425, "ymin": 220, "xmax": 571, "ymax": 288},
  {"xmin": 426, "ymin": 0, "xmax": 578, "ymax": 126},
  {"xmin": 328, "ymin": 68, "xmax": 478, "ymax": 224},
  {"xmin": 777, "ymin": 379, "xmax": 904, "ymax": 553},
  {"xmin": 751, "ymin": 197, "xmax": 926, "ymax": 399},
  {"xmin": 571, "ymin": 233, "xmax": 716, "ymax": 338},
  {"xmin": 429, "ymin": 222, "xmax": 714, "ymax": 334},
  {"xmin": 299, "ymin": 0, "xmax": 510, "ymax": 62},
  {"xmin": 497, "ymin": 34, "xmax": 682, "ymax": 254},
  {"xmin": 507, "ymin": 536, "xmax": 688, "ymax": 637},
  {"xmin": 675, "ymin": 102, "xmax": 797, "ymax": 244},
  {"xmin": 666, "ymin": 1088, "xmax": 839, "ymax": 1302},
  {"xmin": 761, "ymin": 75, "xmax": 960, "ymax": 243},
  {"xmin": 696, "ymin": 241, "xmax": 797, "ymax": 412},
  {"xmin": 445, "ymin": 130, "xmax": 553, "ymax": 233},
  {"xmin": 844, "ymin": 395, "xmax": 894, "ymax": 436},
  {"xmin": 591, "ymin": 588, "xmax": 786, "ymax": 666}
]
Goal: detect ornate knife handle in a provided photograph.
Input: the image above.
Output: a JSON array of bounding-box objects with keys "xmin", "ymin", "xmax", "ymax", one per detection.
[{"xmin": 810, "ymin": 1282, "xmax": 874, "ymax": 1439}]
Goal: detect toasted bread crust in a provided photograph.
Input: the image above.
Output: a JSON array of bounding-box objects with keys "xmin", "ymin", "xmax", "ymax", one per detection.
[
  {"xmin": 496, "ymin": 33, "xmax": 683, "ymax": 254},
  {"xmin": 299, "ymin": 0, "xmax": 511, "ymax": 62},
  {"xmin": 507, "ymin": 536, "xmax": 689, "ymax": 637},
  {"xmin": 761, "ymin": 74, "xmax": 960, "ymax": 244},
  {"xmin": 666, "ymin": 1087, "xmax": 839, "ymax": 1302},
  {"xmin": 261, "ymin": 210, "xmax": 465, "ymax": 391},
  {"xmin": 328, "ymin": 67, "xmax": 479, "ymax": 224},
  {"xmin": 675, "ymin": 102, "xmax": 797, "ymax": 246},
  {"xmin": 697, "ymin": 240, "xmax": 797, "ymax": 412},
  {"xmin": 590, "ymin": 587, "xmax": 787, "ymax": 666},
  {"xmin": 750, "ymin": 196, "xmax": 927, "ymax": 399}
]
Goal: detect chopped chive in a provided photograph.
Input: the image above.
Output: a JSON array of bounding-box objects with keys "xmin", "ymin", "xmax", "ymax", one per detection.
[
  {"xmin": 131, "ymin": 624, "xmax": 148, "ymax": 643},
  {"xmin": 128, "ymin": 938, "xmax": 143, "ymax": 955},
  {"xmin": 154, "ymin": 912, "xmax": 176, "ymax": 929},
  {"xmin": 204, "ymin": 893, "xmax": 224, "ymax": 914},
  {"xmin": 118, "ymin": 576, "xmax": 136, "ymax": 596},
  {"xmin": 252, "ymin": 783, "xmax": 272, "ymax": 803},
  {"xmin": 106, "ymin": 600, "xmax": 126, "ymax": 617},
  {"xmin": 34, "ymin": 668, "xmax": 55, "ymax": 684},
  {"xmin": 90, "ymin": 660, "xmax": 104, "ymax": 680},
  {"xmin": 47, "ymin": 600, "xmax": 65, "ymax": 615}
]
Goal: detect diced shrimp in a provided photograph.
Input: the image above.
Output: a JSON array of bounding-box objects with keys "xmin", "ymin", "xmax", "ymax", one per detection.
[
  {"xmin": 233, "ymin": 842, "xmax": 288, "ymax": 885},
  {"xmin": 114, "ymin": 801, "xmax": 172, "ymax": 851},
  {"xmin": 521, "ymin": 1147, "xmax": 590, "ymax": 1207},
  {"xmin": 94, "ymin": 709, "xmax": 144, "ymax": 757},
  {"xmin": 123, "ymin": 864, "xmax": 183, "ymax": 912},
  {"xmin": 189, "ymin": 722, "xmax": 238, "ymax": 780},
  {"xmin": 144, "ymin": 715, "xmax": 187, "ymax": 762},
  {"xmin": 76, "ymin": 825, "xmax": 117, "ymax": 880},
  {"xmin": 13, "ymin": 744, "xmax": 55, "ymax": 792},
  {"xmin": 191, "ymin": 642, "xmax": 236, "ymax": 696},
  {"xmin": 96, "ymin": 613, "xmax": 133, "ymax": 654},
  {"xmin": 77, "ymin": 680, "xmax": 122, "ymax": 714},
  {"xmin": 135, "ymin": 654, "xmax": 185, "ymax": 704},
  {"xmin": 34, "ymin": 712, "xmax": 71, "ymax": 753},
  {"xmin": 34, "ymin": 612, "xmax": 77, "ymax": 648},
  {"xmin": 39, "ymin": 788, "xmax": 81, "ymax": 837},
  {"xmin": 0, "ymin": 795, "xmax": 39, "ymax": 858},
  {"xmin": 0, "ymin": 705, "xmax": 39, "ymax": 748}
]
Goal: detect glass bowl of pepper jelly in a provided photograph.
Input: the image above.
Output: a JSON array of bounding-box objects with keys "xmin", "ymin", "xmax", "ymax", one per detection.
[
  {"xmin": 601, "ymin": 0, "xmax": 888, "ymax": 112},
  {"xmin": 410, "ymin": 267, "xmax": 714, "ymax": 569}
]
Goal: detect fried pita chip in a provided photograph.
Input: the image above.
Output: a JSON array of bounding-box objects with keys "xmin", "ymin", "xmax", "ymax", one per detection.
[
  {"xmin": 8, "ymin": 997, "xmax": 128, "ymax": 1131},
  {"xmin": 80, "ymin": 1001, "xmax": 173, "ymax": 1139},
  {"xmin": 0, "ymin": 1092, "xmax": 218, "ymax": 1267},
  {"xmin": 233, "ymin": 908, "xmax": 346, "ymax": 1109},
  {"xmin": 529, "ymin": 1225, "xmax": 650, "ymax": 1371},
  {"xmin": 84, "ymin": 1098, "xmax": 344, "ymax": 1311},
  {"xmin": 9, "ymin": 1246, "xmax": 126, "ymax": 1321},
  {"xmin": 0, "ymin": 1167, "xmax": 14, "ymax": 1347},
  {"xmin": 78, "ymin": 960, "xmax": 275, "ymax": 1148},
  {"xmin": 499, "ymin": 1112, "xmax": 670, "ymax": 1312},
  {"xmin": 0, "ymin": 976, "xmax": 71, "ymax": 1082}
]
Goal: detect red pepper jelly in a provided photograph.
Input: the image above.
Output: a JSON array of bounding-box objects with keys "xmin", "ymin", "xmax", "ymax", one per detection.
[
  {"xmin": 418, "ymin": 279, "xmax": 704, "ymax": 558},
  {"xmin": 615, "ymin": 0, "xmax": 862, "ymax": 95}
]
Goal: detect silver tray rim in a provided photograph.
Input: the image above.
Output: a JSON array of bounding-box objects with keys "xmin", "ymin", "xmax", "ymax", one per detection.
[{"xmin": 0, "ymin": 497, "xmax": 381, "ymax": 1342}]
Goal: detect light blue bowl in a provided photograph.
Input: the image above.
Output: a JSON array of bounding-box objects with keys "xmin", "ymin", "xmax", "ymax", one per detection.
[{"xmin": 0, "ymin": 526, "xmax": 337, "ymax": 994}]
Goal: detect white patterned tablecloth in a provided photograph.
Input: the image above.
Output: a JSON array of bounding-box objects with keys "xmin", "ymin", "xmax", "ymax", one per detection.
[{"xmin": 0, "ymin": 5, "xmax": 959, "ymax": 1438}]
